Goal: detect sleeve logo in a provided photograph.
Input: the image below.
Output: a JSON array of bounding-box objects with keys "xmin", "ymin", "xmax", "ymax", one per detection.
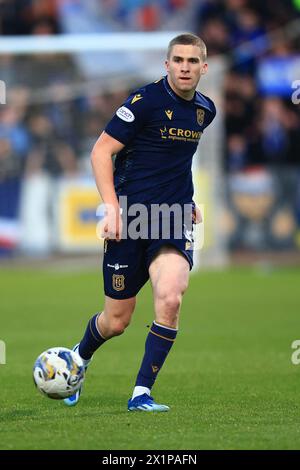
[
  {"xmin": 131, "ymin": 94, "xmax": 143, "ymax": 104},
  {"xmin": 116, "ymin": 106, "xmax": 135, "ymax": 122}
]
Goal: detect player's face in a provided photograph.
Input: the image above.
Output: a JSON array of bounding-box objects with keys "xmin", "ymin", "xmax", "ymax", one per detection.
[{"xmin": 165, "ymin": 44, "xmax": 208, "ymax": 100}]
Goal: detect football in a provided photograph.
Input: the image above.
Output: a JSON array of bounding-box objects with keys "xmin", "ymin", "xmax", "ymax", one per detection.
[{"xmin": 33, "ymin": 347, "xmax": 85, "ymax": 399}]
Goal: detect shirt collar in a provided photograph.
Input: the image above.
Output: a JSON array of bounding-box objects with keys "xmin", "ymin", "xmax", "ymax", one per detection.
[{"xmin": 163, "ymin": 75, "xmax": 196, "ymax": 105}]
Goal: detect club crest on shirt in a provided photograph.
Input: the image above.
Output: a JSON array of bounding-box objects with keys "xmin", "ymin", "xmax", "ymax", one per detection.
[
  {"xmin": 197, "ymin": 109, "xmax": 205, "ymax": 126},
  {"xmin": 112, "ymin": 274, "xmax": 125, "ymax": 291}
]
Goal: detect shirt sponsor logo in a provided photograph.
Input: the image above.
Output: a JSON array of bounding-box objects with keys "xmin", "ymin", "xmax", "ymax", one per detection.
[
  {"xmin": 160, "ymin": 126, "xmax": 202, "ymax": 142},
  {"xmin": 116, "ymin": 106, "xmax": 135, "ymax": 122},
  {"xmin": 160, "ymin": 126, "xmax": 168, "ymax": 139},
  {"xmin": 169, "ymin": 128, "xmax": 202, "ymax": 139}
]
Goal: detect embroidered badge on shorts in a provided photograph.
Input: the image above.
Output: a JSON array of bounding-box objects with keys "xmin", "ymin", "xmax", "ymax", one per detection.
[{"xmin": 112, "ymin": 274, "xmax": 125, "ymax": 291}]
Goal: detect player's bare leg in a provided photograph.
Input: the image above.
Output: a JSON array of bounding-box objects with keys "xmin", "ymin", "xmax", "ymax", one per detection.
[
  {"xmin": 128, "ymin": 246, "xmax": 190, "ymax": 412},
  {"xmin": 150, "ymin": 246, "xmax": 190, "ymax": 329},
  {"xmin": 97, "ymin": 296, "xmax": 136, "ymax": 339},
  {"xmin": 64, "ymin": 296, "xmax": 135, "ymax": 406}
]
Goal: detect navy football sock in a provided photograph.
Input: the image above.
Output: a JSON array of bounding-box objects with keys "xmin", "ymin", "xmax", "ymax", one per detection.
[
  {"xmin": 134, "ymin": 321, "xmax": 178, "ymax": 390},
  {"xmin": 78, "ymin": 313, "xmax": 106, "ymax": 360}
]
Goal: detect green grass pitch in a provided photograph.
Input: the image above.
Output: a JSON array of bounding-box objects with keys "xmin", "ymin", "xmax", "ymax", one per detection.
[{"xmin": 1, "ymin": 266, "xmax": 300, "ymax": 450}]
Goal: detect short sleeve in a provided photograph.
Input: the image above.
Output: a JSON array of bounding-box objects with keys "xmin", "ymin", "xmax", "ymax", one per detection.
[
  {"xmin": 105, "ymin": 90, "xmax": 150, "ymax": 146},
  {"xmin": 203, "ymin": 99, "xmax": 217, "ymax": 130}
]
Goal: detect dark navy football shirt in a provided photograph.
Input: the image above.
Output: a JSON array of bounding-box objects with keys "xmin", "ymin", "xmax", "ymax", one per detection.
[{"xmin": 105, "ymin": 75, "xmax": 216, "ymax": 205}]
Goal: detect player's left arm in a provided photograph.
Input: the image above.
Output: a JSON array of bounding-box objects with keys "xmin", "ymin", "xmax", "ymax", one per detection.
[
  {"xmin": 91, "ymin": 131, "xmax": 125, "ymax": 241},
  {"xmin": 104, "ymin": 88, "xmax": 150, "ymax": 145},
  {"xmin": 193, "ymin": 98, "xmax": 217, "ymax": 224}
]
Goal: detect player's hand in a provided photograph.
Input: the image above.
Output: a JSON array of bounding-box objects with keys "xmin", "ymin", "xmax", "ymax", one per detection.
[
  {"xmin": 101, "ymin": 203, "xmax": 123, "ymax": 242},
  {"xmin": 193, "ymin": 204, "xmax": 202, "ymax": 224}
]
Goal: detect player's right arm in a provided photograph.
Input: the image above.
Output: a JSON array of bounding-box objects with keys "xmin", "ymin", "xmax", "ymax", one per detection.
[
  {"xmin": 91, "ymin": 131, "xmax": 125, "ymax": 241},
  {"xmin": 92, "ymin": 86, "xmax": 150, "ymax": 240}
]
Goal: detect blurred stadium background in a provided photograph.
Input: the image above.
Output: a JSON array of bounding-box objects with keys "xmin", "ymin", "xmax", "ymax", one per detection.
[
  {"xmin": 1, "ymin": 0, "xmax": 300, "ymax": 451},
  {"xmin": 0, "ymin": 0, "xmax": 299, "ymax": 266}
]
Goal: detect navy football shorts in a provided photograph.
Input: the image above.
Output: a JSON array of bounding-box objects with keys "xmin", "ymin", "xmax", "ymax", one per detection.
[{"xmin": 103, "ymin": 223, "xmax": 194, "ymax": 299}]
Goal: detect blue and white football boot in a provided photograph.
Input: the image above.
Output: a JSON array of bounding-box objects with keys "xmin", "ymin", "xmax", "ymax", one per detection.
[
  {"xmin": 63, "ymin": 344, "xmax": 92, "ymax": 407},
  {"xmin": 128, "ymin": 394, "xmax": 170, "ymax": 412}
]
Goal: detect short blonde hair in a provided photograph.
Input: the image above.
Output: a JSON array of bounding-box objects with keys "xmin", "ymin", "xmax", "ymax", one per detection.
[{"xmin": 167, "ymin": 33, "xmax": 207, "ymax": 62}]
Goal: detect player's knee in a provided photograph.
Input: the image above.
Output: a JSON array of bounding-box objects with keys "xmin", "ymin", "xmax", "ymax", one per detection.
[
  {"xmin": 109, "ymin": 318, "xmax": 130, "ymax": 337},
  {"xmin": 166, "ymin": 294, "xmax": 181, "ymax": 313},
  {"xmin": 158, "ymin": 291, "xmax": 182, "ymax": 315}
]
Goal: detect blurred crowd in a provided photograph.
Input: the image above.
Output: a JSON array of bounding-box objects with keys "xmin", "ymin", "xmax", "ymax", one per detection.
[
  {"xmin": 0, "ymin": 0, "xmax": 191, "ymax": 34},
  {"xmin": 0, "ymin": 0, "xmax": 300, "ymax": 254},
  {"xmin": 196, "ymin": 0, "xmax": 300, "ymax": 171}
]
